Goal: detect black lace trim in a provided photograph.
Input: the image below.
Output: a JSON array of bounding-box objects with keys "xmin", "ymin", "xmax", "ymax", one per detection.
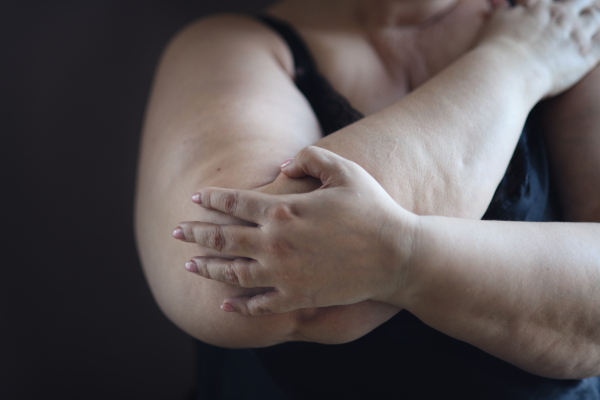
[{"xmin": 256, "ymin": 15, "xmax": 364, "ymax": 135}]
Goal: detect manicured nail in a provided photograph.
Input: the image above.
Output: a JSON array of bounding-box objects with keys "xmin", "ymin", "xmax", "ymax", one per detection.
[
  {"xmin": 192, "ymin": 193, "xmax": 201, "ymax": 204},
  {"xmin": 172, "ymin": 228, "xmax": 184, "ymax": 240},
  {"xmin": 185, "ymin": 261, "xmax": 199, "ymax": 273},
  {"xmin": 221, "ymin": 303, "xmax": 236, "ymax": 312},
  {"xmin": 280, "ymin": 158, "xmax": 293, "ymax": 169}
]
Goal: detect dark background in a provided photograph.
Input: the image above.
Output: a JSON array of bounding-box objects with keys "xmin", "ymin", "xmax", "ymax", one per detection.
[{"xmin": 2, "ymin": 1, "xmax": 274, "ymax": 398}]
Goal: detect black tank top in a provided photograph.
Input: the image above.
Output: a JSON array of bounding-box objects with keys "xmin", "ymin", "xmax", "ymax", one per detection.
[{"xmin": 193, "ymin": 13, "xmax": 600, "ymax": 400}]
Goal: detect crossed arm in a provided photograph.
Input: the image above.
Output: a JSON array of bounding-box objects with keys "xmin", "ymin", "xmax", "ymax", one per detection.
[
  {"xmin": 135, "ymin": 14, "xmax": 546, "ymax": 348},
  {"xmin": 136, "ymin": 6, "xmax": 600, "ymax": 369},
  {"xmin": 174, "ymin": 147, "xmax": 600, "ymax": 379}
]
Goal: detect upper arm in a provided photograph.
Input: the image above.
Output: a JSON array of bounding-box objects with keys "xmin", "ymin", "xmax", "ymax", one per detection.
[
  {"xmin": 134, "ymin": 15, "xmax": 322, "ymax": 347},
  {"xmin": 541, "ymin": 65, "xmax": 600, "ymax": 222}
]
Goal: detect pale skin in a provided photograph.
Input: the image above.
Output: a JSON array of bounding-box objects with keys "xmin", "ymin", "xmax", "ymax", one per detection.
[
  {"xmin": 136, "ymin": 0, "xmax": 600, "ymax": 377},
  {"xmin": 175, "ymin": 146, "xmax": 600, "ymax": 380}
]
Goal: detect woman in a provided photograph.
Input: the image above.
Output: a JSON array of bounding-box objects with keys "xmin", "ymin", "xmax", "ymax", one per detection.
[{"xmin": 137, "ymin": 0, "xmax": 600, "ymax": 398}]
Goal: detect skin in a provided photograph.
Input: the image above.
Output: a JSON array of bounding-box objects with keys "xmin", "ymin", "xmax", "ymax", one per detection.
[
  {"xmin": 136, "ymin": 0, "xmax": 600, "ymax": 360},
  {"xmin": 174, "ymin": 145, "xmax": 600, "ymax": 379}
]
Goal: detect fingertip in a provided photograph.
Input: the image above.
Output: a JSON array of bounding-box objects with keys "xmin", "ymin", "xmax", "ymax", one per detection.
[
  {"xmin": 221, "ymin": 302, "xmax": 237, "ymax": 312},
  {"xmin": 185, "ymin": 260, "xmax": 199, "ymax": 273},
  {"xmin": 172, "ymin": 227, "xmax": 184, "ymax": 240},
  {"xmin": 280, "ymin": 158, "xmax": 294, "ymax": 169},
  {"xmin": 192, "ymin": 192, "xmax": 202, "ymax": 204}
]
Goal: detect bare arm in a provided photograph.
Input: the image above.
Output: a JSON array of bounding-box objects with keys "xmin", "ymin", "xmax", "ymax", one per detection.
[
  {"xmin": 135, "ymin": 15, "xmax": 396, "ymax": 348},
  {"xmin": 136, "ymin": 4, "xmax": 600, "ymax": 348},
  {"xmin": 174, "ymin": 147, "xmax": 600, "ymax": 379},
  {"xmin": 408, "ymin": 216, "xmax": 600, "ymax": 379}
]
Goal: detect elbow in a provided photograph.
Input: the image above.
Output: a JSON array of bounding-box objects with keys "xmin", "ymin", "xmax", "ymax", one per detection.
[
  {"xmin": 148, "ymin": 267, "xmax": 300, "ymax": 349},
  {"xmin": 546, "ymin": 359, "xmax": 600, "ymax": 380},
  {"xmin": 518, "ymin": 346, "xmax": 600, "ymax": 380}
]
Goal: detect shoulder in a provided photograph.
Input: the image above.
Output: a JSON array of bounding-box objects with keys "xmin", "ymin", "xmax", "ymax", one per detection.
[{"xmin": 161, "ymin": 14, "xmax": 295, "ymax": 78}]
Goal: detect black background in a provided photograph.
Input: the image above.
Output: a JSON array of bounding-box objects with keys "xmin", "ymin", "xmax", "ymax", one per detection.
[{"xmin": 2, "ymin": 1, "xmax": 274, "ymax": 398}]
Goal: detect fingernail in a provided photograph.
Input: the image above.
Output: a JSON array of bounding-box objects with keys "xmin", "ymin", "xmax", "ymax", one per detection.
[
  {"xmin": 221, "ymin": 303, "xmax": 236, "ymax": 312},
  {"xmin": 280, "ymin": 158, "xmax": 293, "ymax": 169},
  {"xmin": 185, "ymin": 261, "xmax": 199, "ymax": 273},
  {"xmin": 172, "ymin": 227, "xmax": 184, "ymax": 240},
  {"xmin": 192, "ymin": 193, "xmax": 201, "ymax": 204}
]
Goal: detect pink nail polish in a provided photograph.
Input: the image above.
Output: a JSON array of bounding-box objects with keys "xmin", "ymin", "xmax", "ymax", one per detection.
[
  {"xmin": 221, "ymin": 303, "xmax": 236, "ymax": 312},
  {"xmin": 192, "ymin": 193, "xmax": 201, "ymax": 204},
  {"xmin": 172, "ymin": 228, "xmax": 184, "ymax": 240},
  {"xmin": 185, "ymin": 261, "xmax": 199, "ymax": 273},
  {"xmin": 280, "ymin": 158, "xmax": 293, "ymax": 168}
]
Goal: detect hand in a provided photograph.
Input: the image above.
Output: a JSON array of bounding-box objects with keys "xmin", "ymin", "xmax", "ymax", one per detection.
[
  {"xmin": 173, "ymin": 146, "xmax": 419, "ymax": 316},
  {"xmin": 478, "ymin": 0, "xmax": 600, "ymax": 97}
]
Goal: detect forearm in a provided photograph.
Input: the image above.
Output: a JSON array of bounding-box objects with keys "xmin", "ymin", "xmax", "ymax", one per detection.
[
  {"xmin": 541, "ymin": 66, "xmax": 600, "ymax": 222},
  {"xmin": 138, "ymin": 16, "xmax": 544, "ymax": 348},
  {"xmin": 268, "ymin": 45, "xmax": 545, "ymax": 218},
  {"xmin": 401, "ymin": 216, "xmax": 600, "ymax": 379},
  {"xmin": 163, "ymin": 45, "xmax": 544, "ymax": 346}
]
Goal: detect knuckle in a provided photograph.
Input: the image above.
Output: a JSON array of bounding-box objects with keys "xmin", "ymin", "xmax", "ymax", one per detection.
[
  {"xmin": 297, "ymin": 146, "xmax": 310, "ymax": 160},
  {"xmin": 268, "ymin": 202, "xmax": 295, "ymax": 221},
  {"xmin": 232, "ymin": 260, "xmax": 249, "ymax": 287},
  {"xmin": 199, "ymin": 261, "xmax": 210, "ymax": 278},
  {"xmin": 221, "ymin": 191, "xmax": 239, "ymax": 214},
  {"xmin": 223, "ymin": 262, "xmax": 241, "ymax": 286},
  {"xmin": 304, "ymin": 145, "xmax": 319, "ymax": 158},
  {"xmin": 250, "ymin": 303, "xmax": 271, "ymax": 316},
  {"xmin": 209, "ymin": 226, "xmax": 226, "ymax": 252}
]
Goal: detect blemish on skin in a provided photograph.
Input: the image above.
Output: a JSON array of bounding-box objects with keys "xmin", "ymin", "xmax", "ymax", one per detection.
[
  {"xmin": 217, "ymin": 168, "xmax": 221, "ymax": 172},
  {"xmin": 386, "ymin": 139, "xmax": 400, "ymax": 162}
]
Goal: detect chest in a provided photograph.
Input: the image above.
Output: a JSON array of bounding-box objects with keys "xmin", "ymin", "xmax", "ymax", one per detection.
[{"xmin": 291, "ymin": 0, "xmax": 491, "ymax": 116}]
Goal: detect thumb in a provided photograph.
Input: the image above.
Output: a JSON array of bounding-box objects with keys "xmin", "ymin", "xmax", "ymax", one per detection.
[
  {"xmin": 222, "ymin": 291, "xmax": 299, "ymax": 316},
  {"xmin": 280, "ymin": 146, "xmax": 355, "ymax": 188}
]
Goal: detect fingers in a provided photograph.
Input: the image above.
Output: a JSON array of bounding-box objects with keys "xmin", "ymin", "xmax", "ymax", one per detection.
[
  {"xmin": 280, "ymin": 146, "xmax": 357, "ymax": 188},
  {"xmin": 550, "ymin": 0, "xmax": 599, "ymax": 25},
  {"xmin": 221, "ymin": 291, "xmax": 303, "ymax": 316},
  {"xmin": 173, "ymin": 222, "xmax": 260, "ymax": 257},
  {"xmin": 186, "ymin": 257, "xmax": 271, "ymax": 288},
  {"xmin": 192, "ymin": 188, "xmax": 277, "ymax": 225},
  {"xmin": 580, "ymin": 4, "xmax": 600, "ymax": 36},
  {"xmin": 569, "ymin": 0, "xmax": 600, "ymax": 14}
]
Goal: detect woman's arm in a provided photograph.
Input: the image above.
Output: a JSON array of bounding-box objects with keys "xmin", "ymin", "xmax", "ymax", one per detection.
[
  {"xmin": 135, "ymin": 15, "xmax": 400, "ymax": 348},
  {"xmin": 408, "ymin": 215, "xmax": 600, "ymax": 379},
  {"xmin": 176, "ymin": 146, "xmax": 600, "ymax": 379},
  {"xmin": 136, "ymin": 3, "xmax": 600, "ymax": 348},
  {"xmin": 135, "ymin": 15, "xmax": 322, "ymax": 348}
]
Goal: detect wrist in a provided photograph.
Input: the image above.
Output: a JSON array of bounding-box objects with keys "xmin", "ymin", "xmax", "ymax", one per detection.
[
  {"xmin": 469, "ymin": 42, "xmax": 549, "ymax": 107},
  {"xmin": 379, "ymin": 209, "xmax": 424, "ymax": 309}
]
